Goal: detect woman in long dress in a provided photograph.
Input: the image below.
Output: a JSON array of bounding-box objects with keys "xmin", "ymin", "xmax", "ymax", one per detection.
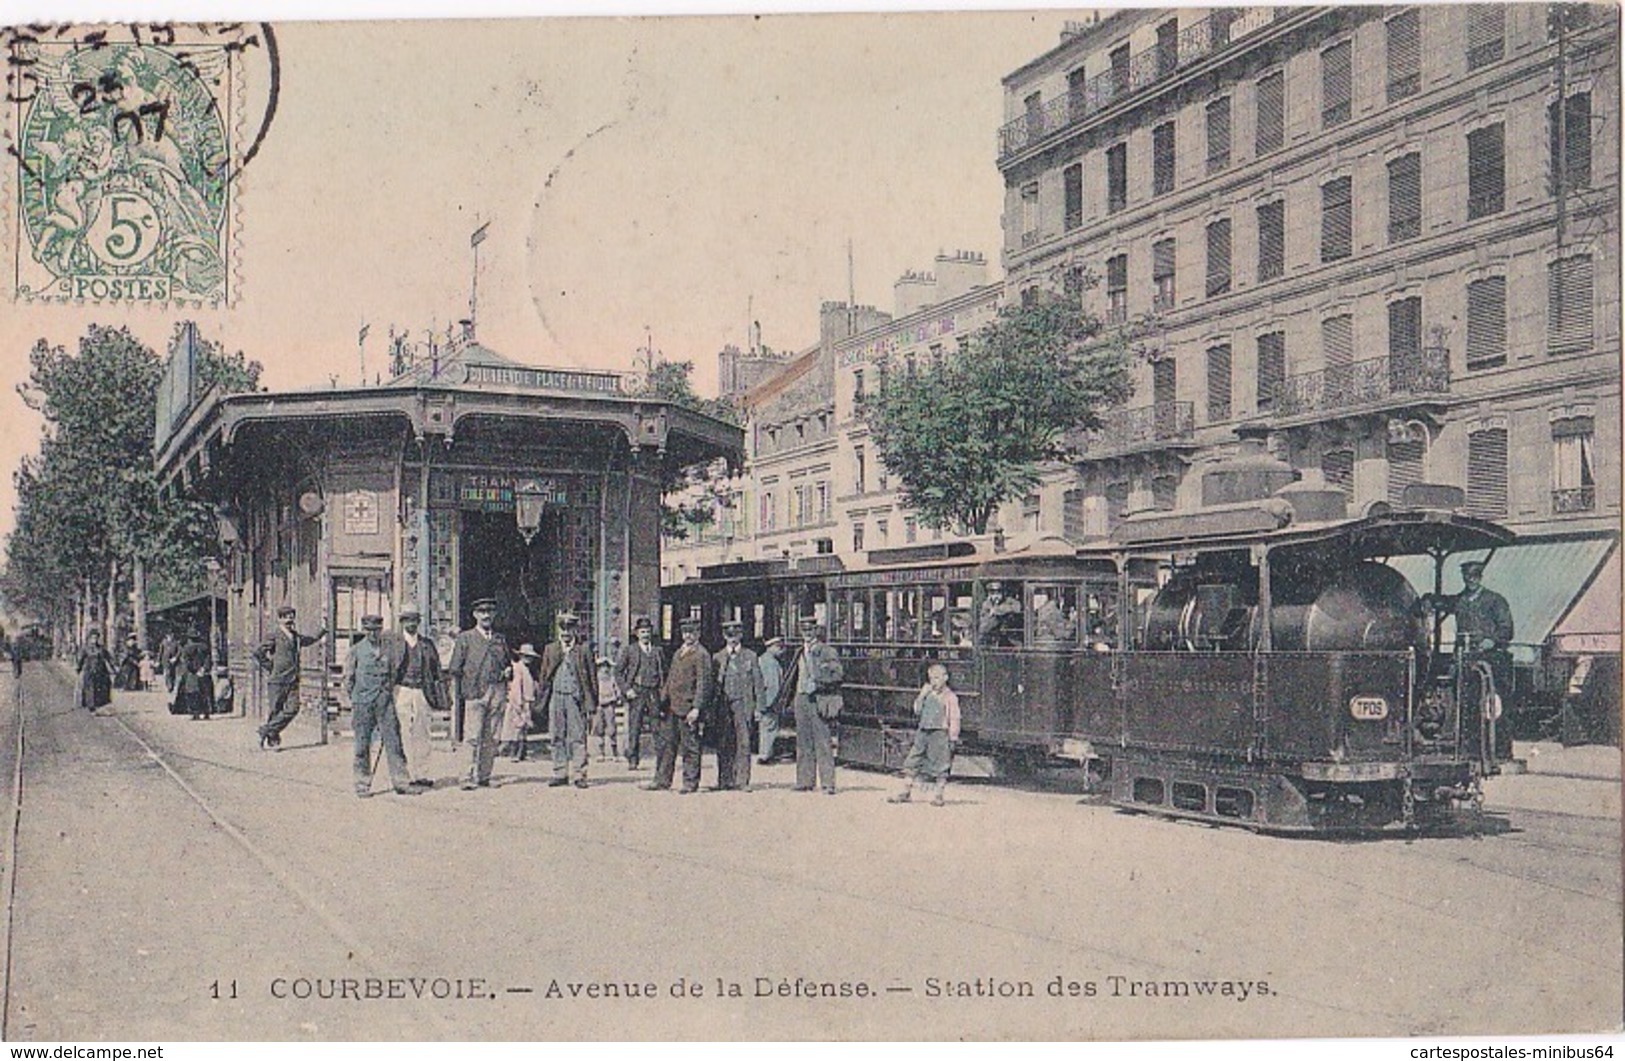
[
  {"xmin": 499, "ymin": 643, "xmax": 540, "ymax": 760},
  {"xmin": 76, "ymin": 630, "xmax": 114, "ymax": 713}
]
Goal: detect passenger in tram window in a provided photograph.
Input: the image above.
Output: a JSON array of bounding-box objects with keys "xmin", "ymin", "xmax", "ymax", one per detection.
[
  {"xmin": 977, "ymin": 581, "xmax": 1024, "ymax": 647},
  {"xmin": 1031, "ymin": 588, "xmax": 1073, "ymax": 644},
  {"xmin": 888, "ymin": 663, "xmax": 960, "ymax": 807},
  {"xmin": 950, "ymin": 611, "xmax": 973, "ymax": 647}
]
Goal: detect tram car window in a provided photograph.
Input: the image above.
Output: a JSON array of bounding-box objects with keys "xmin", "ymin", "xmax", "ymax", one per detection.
[
  {"xmin": 1029, "ymin": 584, "xmax": 1080, "ymax": 645},
  {"xmin": 949, "ymin": 582, "xmax": 974, "ymax": 646},
  {"xmin": 977, "ymin": 580, "xmax": 1025, "ymax": 647},
  {"xmin": 924, "ymin": 585, "xmax": 951, "ymax": 643},
  {"xmin": 871, "ymin": 590, "xmax": 891, "ymax": 643}
]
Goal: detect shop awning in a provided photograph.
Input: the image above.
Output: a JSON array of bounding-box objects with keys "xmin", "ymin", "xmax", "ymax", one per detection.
[
  {"xmin": 1387, "ymin": 534, "xmax": 1617, "ymax": 663},
  {"xmin": 1552, "ymin": 547, "xmax": 1621, "ymax": 654}
]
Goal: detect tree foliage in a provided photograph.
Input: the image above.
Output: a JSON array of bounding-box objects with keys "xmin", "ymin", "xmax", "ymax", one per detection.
[
  {"xmin": 1, "ymin": 323, "xmax": 262, "ymax": 641},
  {"xmin": 861, "ymin": 293, "xmax": 1133, "ymax": 536},
  {"xmin": 635, "ymin": 358, "xmax": 741, "ymax": 540}
]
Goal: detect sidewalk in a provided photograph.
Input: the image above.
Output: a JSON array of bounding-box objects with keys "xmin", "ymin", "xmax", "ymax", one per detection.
[{"xmin": 1482, "ymin": 740, "xmax": 1622, "ymax": 820}]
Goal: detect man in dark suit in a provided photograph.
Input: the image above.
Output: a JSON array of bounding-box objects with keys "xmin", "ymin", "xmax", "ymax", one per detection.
[
  {"xmin": 793, "ymin": 617, "xmax": 844, "ymax": 795},
  {"xmin": 386, "ymin": 606, "xmax": 444, "ymax": 787},
  {"xmin": 447, "ymin": 597, "xmax": 511, "ymax": 790},
  {"xmin": 647, "ymin": 616, "xmax": 711, "ymax": 794},
  {"xmin": 712, "ymin": 618, "xmax": 764, "ymax": 791},
  {"xmin": 538, "ymin": 612, "xmax": 598, "ymax": 788},
  {"xmin": 615, "ymin": 616, "xmax": 664, "ymax": 770},
  {"xmin": 254, "ymin": 605, "xmax": 327, "ymax": 750}
]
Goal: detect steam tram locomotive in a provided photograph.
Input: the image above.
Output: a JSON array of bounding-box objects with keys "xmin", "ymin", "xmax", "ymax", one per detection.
[{"xmin": 663, "ymin": 478, "xmax": 1513, "ymax": 834}]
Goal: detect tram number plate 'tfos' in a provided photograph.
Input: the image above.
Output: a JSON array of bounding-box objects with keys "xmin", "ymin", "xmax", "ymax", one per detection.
[{"xmin": 1349, "ymin": 696, "xmax": 1389, "ymax": 721}]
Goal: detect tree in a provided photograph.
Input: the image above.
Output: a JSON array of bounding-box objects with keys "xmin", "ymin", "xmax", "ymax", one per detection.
[
  {"xmin": 634, "ymin": 357, "xmax": 742, "ymax": 540},
  {"xmin": 2, "ymin": 323, "xmax": 262, "ymax": 648},
  {"xmin": 861, "ymin": 292, "xmax": 1134, "ymax": 536}
]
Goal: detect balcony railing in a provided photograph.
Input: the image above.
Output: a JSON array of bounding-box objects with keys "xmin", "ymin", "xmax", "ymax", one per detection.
[
  {"xmin": 998, "ymin": 7, "xmax": 1276, "ymax": 160},
  {"xmin": 1073, "ymin": 400, "xmax": 1195, "ymax": 456},
  {"xmin": 1552, "ymin": 486, "xmax": 1596, "ymax": 514},
  {"xmin": 1271, "ymin": 347, "xmax": 1450, "ymax": 418}
]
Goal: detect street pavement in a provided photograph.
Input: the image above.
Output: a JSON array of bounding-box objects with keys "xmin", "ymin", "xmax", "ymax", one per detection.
[{"xmin": 1, "ymin": 662, "xmax": 1620, "ymax": 1041}]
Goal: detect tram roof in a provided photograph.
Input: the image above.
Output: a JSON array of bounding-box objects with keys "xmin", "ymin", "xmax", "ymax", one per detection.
[{"xmin": 1090, "ymin": 504, "xmax": 1515, "ymax": 561}]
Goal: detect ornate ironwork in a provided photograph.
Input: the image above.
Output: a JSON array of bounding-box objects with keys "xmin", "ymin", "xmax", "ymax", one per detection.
[
  {"xmin": 1074, "ymin": 400, "xmax": 1194, "ymax": 456},
  {"xmin": 998, "ymin": 8, "xmax": 1276, "ymax": 160},
  {"xmin": 1271, "ymin": 348, "xmax": 1450, "ymax": 418},
  {"xmin": 1552, "ymin": 486, "xmax": 1596, "ymax": 514}
]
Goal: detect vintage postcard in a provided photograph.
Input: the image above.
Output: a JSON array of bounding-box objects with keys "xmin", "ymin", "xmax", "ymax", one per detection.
[{"xmin": 0, "ymin": 2, "xmax": 1620, "ymax": 1048}]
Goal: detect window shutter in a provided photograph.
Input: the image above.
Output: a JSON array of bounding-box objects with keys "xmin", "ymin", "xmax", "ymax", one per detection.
[
  {"xmin": 1062, "ymin": 488, "xmax": 1088, "ymax": 542},
  {"xmin": 1321, "ymin": 177, "xmax": 1352, "ymax": 261},
  {"xmin": 1256, "ymin": 331, "xmax": 1286, "ymax": 409},
  {"xmin": 1466, "ymin": 276, "xmax": 1507, "ymax": 369},
  {"xmin": 1153, "ymin": 122, "xmax": 1176, "ymax": 196},
  {"xmin": 1256, "ymin": 72, "xmax": 1284, "ymax": 155},
  {"xmin": 1322, "ymin": 315, "xmax": 1353, "ymax": 368},
  {"xmin": 1387, "ymin": 10, "xmax": 1421, "ymax": 101},
  {"xmin": 1063, "ymin": 163, "xmax": 1083, "ymax": 230},
  {"xmin": 1257, "ymin": 200, "xmax": 1285, "ymax": 281},
  {"xmin": 1323, "ymin": 449, "xmax": 1355, "ymax": 496},
  {"xmin": 1322, "ymin": 41, "xmax": 1352, "ymax": 127},
  {"xmin": 1152, "ymin": 238, "xmax": 1176, "ymax": 309},
  {"xmin": 1107, "ymin": 254, "xmax": 1127, "ymax": 289},
  {"xmin": 1467, "ymin": 428, "xmax": 1508, "ymax": 518},
  {"xmin": 1157, "ymin": 19, "xmax": 1179, "ymax": 76},
  {"xmin": 1467, "ymin": 123, "xmax": 1505, "ymax": 219},
  {"xmin": 1387, "ymin": 152, "xmax": 1421, "ymax": 242},
  {"xmin": 1388, "ymin": 438, "xmax": 1425, "ymax": 504},
  {"xmin": 1153, "ymin": 358, "xmax": 1177, "ymax": 406},
  {"xmin": 1550, "ymin": 93, "xmax": 1593, "ymax": 193},
  {"xmin": 1388, "ymin": 296, "xmax": 1421, "ymax": 362},
  {"xmin": 1152, "ymin": 475, "xmax": 1178, "ymax": 512},
  {"xmin": 1548, "ymin": 255, "xmax": 1594, "ymax": 354},
  {"xmin": 1206, "ymin": 218, "xmax": 1232, "ymax": 297},
  {"xmin": 1206, "ymin": 344, "xmax": 1232, "ymax": 422},
  {"xmin": 1467, "ymin": 5, "xmax": 1505, "ymax": 69},
  {"xmin": 1107, "ymin": 142, "xmax": 1128, "ymax": 213},
  {"xmin": 1206, "ymin": 97, "xmax": 1231, "ymax": 175}
]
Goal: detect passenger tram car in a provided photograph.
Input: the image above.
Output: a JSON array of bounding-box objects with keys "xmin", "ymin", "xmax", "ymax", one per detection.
[{"xmin": 663, "ymin": 441, "xmax": 1514, "ymax": 834}]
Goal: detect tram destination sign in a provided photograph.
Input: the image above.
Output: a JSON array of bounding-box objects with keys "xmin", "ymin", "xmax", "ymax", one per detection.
[{"xmin": 457, "ymin": 474, "xmax": 569, "ymax": 513}]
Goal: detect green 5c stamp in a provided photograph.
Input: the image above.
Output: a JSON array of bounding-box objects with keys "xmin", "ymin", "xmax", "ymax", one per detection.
[{"xmin": 11, "ymin": 34, "xmax": 238, "ymax": 304}]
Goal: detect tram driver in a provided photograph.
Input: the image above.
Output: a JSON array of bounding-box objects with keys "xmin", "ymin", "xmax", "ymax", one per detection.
[{"xmin": 1419, "ymin": 559, "xmax": 1515, "ymax": 758}]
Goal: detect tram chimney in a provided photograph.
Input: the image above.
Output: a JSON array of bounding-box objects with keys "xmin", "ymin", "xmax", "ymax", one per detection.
[{"xmin": 1201, "ymin": 425, "xmax": 1297, "ymax": 506}]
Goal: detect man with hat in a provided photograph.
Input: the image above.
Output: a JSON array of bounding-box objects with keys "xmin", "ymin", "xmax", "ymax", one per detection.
[
  {"xmin": 615, "ymin": 616, "xmax": 665, "ymax": 770},
  {"xmin": 1427, "ymin": 559, "xmax": 1516, "ymax": 757},
  {"xmin": 756, "ymin": 635, "xmax": 787, "ymax": 764},
  {"xmin": 253, "ymin": 605, "xmax": 328, "ymax": 750},
  {"xmin": 387, "ymin": 605, "xmax": 444, "ymax": 786},
  {"xmin": 712, "ymin": 618, "xmax": 765, "ymax": 791},
  {"xmin": 649, "ymin": 616, "xmax": 712, "ymax": 794},
  {"xmin": 538, "ymin": 611, "xmax": 598, "ymax": 788},
  {"xmin": 447, "ymin": 597, "xmax": 512, "ymax": 789},
  {"xmin": 793, "ymin": 617, "xmax": 844, "ymax": 794},
  {"xmin": 346, "ymin": 615, "xmax": 413, "ymax": 798},
  {"xmin": 977, "ymin": 581, "xmax": 1023, "ymax": 647}
]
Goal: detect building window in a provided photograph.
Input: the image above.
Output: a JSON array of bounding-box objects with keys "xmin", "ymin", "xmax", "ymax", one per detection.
[
  {"xmin": 1153, "ymin": 122, "xmax": 1176, "ymax": 196},
  {"xmin": 1106, "ymin": 142, "xmax": 1128, "ymax": 213},
  {"xmin": 1386, "ymin": 10, "xmax": 1421, "ymax": 102},
  {"xmin": 1023, "ymin": 90, "xmax": 1044, "ymax": 139},
  {"xmin": 815, "ymin": 538, "xmax": 834, "ymax": 555},
  {"xmin": 1323, "ymin": 448, "xmax": 1355, "ymax": 496},
  {"xmin": 1257, "ymin": 200, "xmax": 1285, "ymax": 281},
  {"xmin": 853, "ymin": 368, "xmax": 865, "ymax": 402},
  {"xmin": 1067, "ymin": 65, "xmax": 1088, "ymax": 118},
  {"xmin": 1022, "ymin": 493, "xmax": 1041, "ymax": 532},
  {"xmin": 1206, "ymin": 218, "xmax": 1232, "ymax": 297},
  {"xmin": 1549, "ymin": 254, "xmax": 1594, "ymax": 355},
  {"xmin": 1206, "ymin": 97, "xmax": 1231, "ymax": 175},
  {"xmin": 1322, "ymin": 41, "xmax": 1352, "ymax": 128},
  {"xmin": 1106, "ymin": 253, "xmax": 1128, "ymax": 324},
  {"xmin": 878, "ymin": 466, "xmax": 888, "ymax": 492},
  {"xmin": 876, "ymin": 519, "xmax": 890, "ymax": 547},
  {"xmin": 1105, "ymin": 480, "xmax": 1131, "ymax": 534},
  {"xmin": 1466, "ymin": 5, "xmax": 1505, "ymax": 70},
  {"xmin": 816, "ymin": 480, "xmax": 831, "ymax": 523},
  {"xmin": 1467, "ymin": 123, "xmax": 1505, "ymax": 219},
  {"xmin": 854, "ymin": 445, "xmax": 867, "ymax": 493},
  {"xmin": 1063, "ymin": 162, "xmax": 1083, "ymax": 230},
  {"xmin": 1389, "ymin": 297, "xmax": 1422, "ymax": 377},
  {"xmin": 1388, "ymin": 430, "xmax": 1427, "ymax": 505},
  {"xmin": 1388, "ymin": 152, "xmax": 1421, "ymax": 243},
  {"xmin": 852, "ymin": 523, "xmax": 865, "ymax": 552},
  {"xmin": 904, "ymin": 352, "xmax": 917, "ymax": 379},
  {"xmin": 1156, "ymin": 18, "xmax": 1179, "ymax": 77},
  {"xmin": 1466, "ymin": 276, "xmax": 1507, "ymax": 370},
  {"xmin": 1206, "ymin": 344, "xmax": 1233, "ymax": 422},
  {"xmin": 1552, "ymin": 416, "xmax": 1596, "ymax": 513},
  {"xmin": 904, "ymin": 516, "xmax": 918, "ymax": 544},
  {"xmin": 1321, "ymin": 177, "xmax": 1352, "ymax": 262},
  {"xmin": 1256, "ymin": 331, "xmax": 1286, "ymax": 411},
  {"xmin": 1322, "ymin": 314, "xmax": 1354, "ymax": 371},
  {"xmin": 1467, "ymin": 427, "xmax": 1509, "ymax": 518},
  {"xmin": 1110, "ymin": 43, "xmax": 1131, "ymax": 100},
  {"xmin": 1256, "ymin": 71, "xmax": 1284, "ymax": 155},
  {"xmin": 1152, "ymin": 357, "xmax": 1177, "ymax": 406},
  {"xmin": 792, "ymin": 484, "xmax": 807, "ymax": 526},
  {"xmin": 759, "ymin": 492, "xmax": 776, "ymax": 532},
  {"xmin": 1020, "ymin": 181, "xmax": 1040, "ymax": 245},
  {"xmin": 1550, "ymin": 92, "xmax": 1592, "ymax": 193},
  {"xmin": 929, "ymin": 343, "xmax": 943, "ymax": 371},
  {"xmin": 1151, "ymin": 475, "xmax": 1179, "ymax": 512},
  {"xmin": 1152, "ymin": 238, "xmax": 1176, "ymax": 311},
  {"xmin": 1063, "ymin": 265, "xmax": 1085, "ymax": 305},
  {"xmin": 1062, "ymin": 487, "xmax": 1088, "ymax": 542}
]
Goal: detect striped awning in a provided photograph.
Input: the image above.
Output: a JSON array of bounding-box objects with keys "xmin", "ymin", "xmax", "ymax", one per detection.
[
  {"xmin": 1552, "ymin": 548, "xmax": 1621, "ymax": 654},
  {"xmin": 1386, "ymin": 533, "xmax": 1617, "ymax": 663}
]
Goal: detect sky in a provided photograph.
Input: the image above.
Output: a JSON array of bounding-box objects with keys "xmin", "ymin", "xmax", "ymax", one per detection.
[{"xmin": 0, "ymin": 3, "xmax": 1082, "ymax": 542}]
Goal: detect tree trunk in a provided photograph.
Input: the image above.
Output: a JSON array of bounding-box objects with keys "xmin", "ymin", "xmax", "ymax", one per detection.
[
  {"xmin": 133, "ymin": 555, "xmax": 148, "ymax": 652},
  {"xmin": 104, "ymin": 558, "xmax": 119, "ymax": 647}
]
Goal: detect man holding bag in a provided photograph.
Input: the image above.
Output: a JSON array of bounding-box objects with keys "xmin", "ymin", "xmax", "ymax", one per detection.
[{"xmin": 792, "ymin": 617, "xmax": 843, "ymax": 796}]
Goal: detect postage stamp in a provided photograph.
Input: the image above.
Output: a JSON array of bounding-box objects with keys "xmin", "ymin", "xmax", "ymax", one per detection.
[{"xmin": 7, "ymin": 28, "xmax": 243, "ymax": 305}]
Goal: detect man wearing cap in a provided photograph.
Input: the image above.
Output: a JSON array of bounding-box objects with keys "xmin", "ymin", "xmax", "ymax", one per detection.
[
  {"xmin": 1428, "ymin": 560, "xmax": 1515, "ymax": 757},
  {"xmin": 538, "ymin": 612, "xmax": 598, "ymax": 788},
  {"xmin": 387, "ymin": 607, "xmax": 444, "ymax": 786},
  {"xmin": 977, "ymin": 581, "xmax": 1023, "ymax": 647},
  {"xmin": 254, "ymin": 606, "xmax": 328, "ymax": 750},
  {"xmin": 756, "ymin": 635, "xmax": 787, "ymax": 764},
  {"xmin": 793, "ymin": 618, "xmax": 844, "ymax": 795},
  {"xmin": 346, "ymin": 615, "xmax": 414, "ymax": 798},
  {"xmin": 712, "ymin": 619, "xmax": 765, "ymax": 791},
  {"xmin": 615, "ymin": 616, "xmax": 665, "ymax": 770},
  {"xmin": 447, "ymin": 597, "xmax": 512, "ymax": 789},
  {"xmin": 649, "ymin": 617, "xmax": 712, "ymax": 794}
]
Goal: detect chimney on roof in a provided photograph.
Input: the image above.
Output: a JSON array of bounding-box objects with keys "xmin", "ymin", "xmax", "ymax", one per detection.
[{"xmin": 458, "ymin": 318, "xmax": 475, "ymax": 348}]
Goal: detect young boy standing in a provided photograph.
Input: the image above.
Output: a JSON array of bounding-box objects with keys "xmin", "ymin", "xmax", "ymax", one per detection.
[{"xmin": 889, "ymin": 662, "xmax": 960, "ymax": 807}]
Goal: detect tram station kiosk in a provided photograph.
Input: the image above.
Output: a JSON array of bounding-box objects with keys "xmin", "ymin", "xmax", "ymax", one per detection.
[{"xmin": 153, "ymin": 329, "xmax": 742, "ymax": 739}]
